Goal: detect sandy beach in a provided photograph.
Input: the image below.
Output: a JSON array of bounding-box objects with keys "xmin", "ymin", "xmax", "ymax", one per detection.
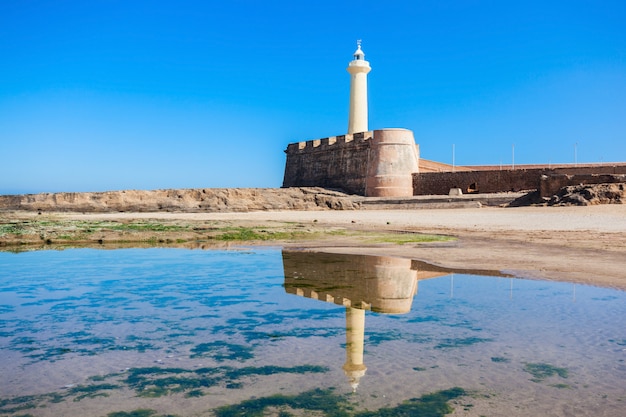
[{"xmin": 36, "ymin": 204, "xmax": 626, "ymax": 290}]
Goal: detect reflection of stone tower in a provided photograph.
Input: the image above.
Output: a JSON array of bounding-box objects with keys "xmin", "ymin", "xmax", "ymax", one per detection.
[
  {"xmin": 347, "ymin": 41, "xmax": 371, "ymax": 134},
  {"xmin": 282, "ymin": 251, "xmax": 420, "ymax": 392},
  {"xmin": 343, "ymin": 307, "xmax": 367, "ymax": 392},
  {"xmin": 282, "ymin": 251, "xmax": 511, "ymax": 389}
]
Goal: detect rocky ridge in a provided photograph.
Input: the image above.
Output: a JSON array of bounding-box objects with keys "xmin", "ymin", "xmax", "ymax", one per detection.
[
  {"xmin": 1, "ymin": 183, "xmax": 623, "ymax": 213},
  {"xmin": 0, "ymin": 187, "xmax": 360, "ymax": 213}
]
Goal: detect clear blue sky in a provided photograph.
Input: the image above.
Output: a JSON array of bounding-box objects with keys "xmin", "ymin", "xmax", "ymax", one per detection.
[{"xmin": 1, "ymin": 0, "xmax": 624, "ymax": 194}]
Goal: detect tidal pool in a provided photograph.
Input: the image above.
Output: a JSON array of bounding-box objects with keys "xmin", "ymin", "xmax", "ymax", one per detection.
[{"xmin": 0, "ymin": 248, "xmax": 624, "ymax": 416}]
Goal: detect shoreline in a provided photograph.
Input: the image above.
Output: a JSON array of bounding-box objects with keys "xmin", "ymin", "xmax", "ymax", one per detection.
[{"xmin": 2, "ymin": 205, "xmax": 626, "ymax": 290}]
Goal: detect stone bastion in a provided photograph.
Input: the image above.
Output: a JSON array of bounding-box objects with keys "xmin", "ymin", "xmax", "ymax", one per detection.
[{"xmin": 282, "ymin": 128, "xmax": 420, "ymax": 197}]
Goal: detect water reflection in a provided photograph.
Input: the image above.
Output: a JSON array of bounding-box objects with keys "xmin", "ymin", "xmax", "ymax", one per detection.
[
  {"xmin": 282, "ymin": 251, "xmax": 506, "ymax": 391},
  {"xmin": 0, "ymin": 248, "xmax": 624, "ymax": 417},
  {"xmin": 284, "ymin": 252, "xmax": 414, "ymax": 391}
]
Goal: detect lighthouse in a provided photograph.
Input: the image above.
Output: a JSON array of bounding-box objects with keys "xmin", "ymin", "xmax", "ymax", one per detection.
[
  {"xmin": 347, "ymin": 40, "xmax": 371, "ymax": 134},
  {"xmin": 283, "ymin": 41, "xmax": 419, "ymax": 198}
]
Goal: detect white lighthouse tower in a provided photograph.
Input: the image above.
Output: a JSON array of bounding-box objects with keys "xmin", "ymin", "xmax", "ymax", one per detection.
[{"xmin": 347, "ymin": 40, "xmax": 371, "ymax": 134}]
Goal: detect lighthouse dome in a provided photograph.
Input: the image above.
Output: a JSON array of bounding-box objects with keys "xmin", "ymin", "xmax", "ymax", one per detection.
[{"xmin": 353, "ymin": 42, "xmax": 365, "ymax": 60}]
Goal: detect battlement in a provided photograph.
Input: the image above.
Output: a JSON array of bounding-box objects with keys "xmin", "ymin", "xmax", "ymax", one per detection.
[{"xmin": 286, "ymin": 131, "xmax": 373, "ymax": 153}]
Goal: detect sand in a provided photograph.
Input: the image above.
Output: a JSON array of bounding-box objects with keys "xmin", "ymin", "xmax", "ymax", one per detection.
[{"xmin": 47, "ymin": 204, "xmax": 626, "ymax": 290}]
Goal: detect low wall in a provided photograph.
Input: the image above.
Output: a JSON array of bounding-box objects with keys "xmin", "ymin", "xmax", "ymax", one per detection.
[{"xmin": 413, "ymin": 165, "xmax": 626, "ymax": 195}]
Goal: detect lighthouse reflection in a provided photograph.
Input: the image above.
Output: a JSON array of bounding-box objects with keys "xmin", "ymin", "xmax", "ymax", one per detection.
[{"xmin": 282, "ymin": 250, "xmax": 451, "ymax": 391}]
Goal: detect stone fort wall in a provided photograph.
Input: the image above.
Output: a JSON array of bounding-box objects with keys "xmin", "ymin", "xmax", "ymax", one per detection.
[
  {"xmin": 283, "ymin": 129, "xmax": 419, "ymax": 197},
  {"xmin": 413, "ymin": 165, "xmax": 626, "ymax": 196},
  {"xmin": 283, "ymin": 128, "xmax": 625, "ymax": 197}
]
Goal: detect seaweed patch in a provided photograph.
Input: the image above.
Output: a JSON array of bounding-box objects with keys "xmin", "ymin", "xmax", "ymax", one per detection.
[
  {"xmin": 213, "ymin": 387, "xmax": 467, "ymax": 417},
  {"xmin": 523, "ymin": 363, "xmax": 569, "ymax": 383}
]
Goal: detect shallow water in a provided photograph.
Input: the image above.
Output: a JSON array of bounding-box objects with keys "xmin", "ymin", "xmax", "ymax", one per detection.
[{"xmin": 0, "ymin": 248, "xmax": 624, "ymax": 416}]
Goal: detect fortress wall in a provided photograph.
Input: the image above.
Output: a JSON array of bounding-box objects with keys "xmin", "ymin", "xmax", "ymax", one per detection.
[
  {"xmin": 282, "ymin": 132, "xmax": 373, "ymax": 195},
  {"xmin": 283, "ymin": 129, "xmax": 419, "ymax": 197},
  {"xmin": 283, "ymin": 128, "xmax": 625, "ymax": 197},
  {"xmin": 414, "ymin": 169, "xmax": 548, "ymax": 195},
  {"xmin": 413, "ymin": 165, "xmax": 626, "ymax": 195}
]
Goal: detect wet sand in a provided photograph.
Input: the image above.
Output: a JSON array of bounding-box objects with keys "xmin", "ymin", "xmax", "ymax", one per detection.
[{"xmin": 47, "ymin": 204, "xmax": 626, "ymax": 290}]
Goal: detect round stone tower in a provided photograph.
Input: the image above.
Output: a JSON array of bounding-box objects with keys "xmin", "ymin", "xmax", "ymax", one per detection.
[
  {"xmin": 365, "ymin": 129, "xmax": 420, "ymax": 197},
  {"xmin": 347, "ymin": 41, "xmax": 371, "ymax": 134}
]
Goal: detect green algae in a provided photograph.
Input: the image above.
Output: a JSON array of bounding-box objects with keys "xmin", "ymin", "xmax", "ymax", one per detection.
[
  {"xmin": 185, "ymin": 389, "xmax": 204, "ymax": 398},
  {"xmin": 0, "ymin": 219, "xmax": 191, "ymax": 245},
  {"xmin": 524, "ymin": 363, "xmax": 569, "ymax": 382},
  {"xmin": 1, "ymin": 217, "xmax": 458, "ymax": 249},
  {"xmin": 137, "ymin": 387, "xmax": 170, "ymax": 398},
  {"xmin": 124, "ymin": 367, "xmax": 193, "ymax": 396},
  {"xmin": 0, "ymin": 389, "xmax": 85, "ymax": 413},
  {"xmin": 0, "ymin": 395, "xmax": 39, "ymax": 414},
  {"xmin": 107, "ymin": 410, "xmax": 180, "ymax": 417},
  {"xmin": 369, "ymin": 233, "xmax": 455, "ymax": 245},
  {"xmin": 435, "ymin": 337, "xmax": 492, "ymax": 349},
  {"xmin": 107, "ymin": 410, "xmax": 157, "ymax": 417},
  {"xmin": 213, "ymin": 388, "xmax": 350, "ymax": 417},
  {"xmin": 355, "ymin": 388, "xmax": 466, "ymax": 417},
  {"xmin": 549, "ymin": 383, "xmax": 572, "ymax": 389},
  {"xmin": 491, "ymin": 356, "xmax": 510, "ymax": 363},
  {"xmin": 120, "ymin": 364, "xmax": 329, "ymax": 398},
  {"xmin": 223, "ymin": 364, "xmax": 328, "ymax": 379},
  {"xmin": 212, "ymin": 227, "xmax": 297, "ymax": 241},
  {"xmin": 0, "ymin": 223, "xmax": 27, "ymax": 236},
  {"xmin": 69, "ymin": 383, "xmax": 120, "ymax": 401},
  {"xmin": 107, "ymin": 223, "xmax": 189, "ymax": 232},
  {"xmin": 190, "ymin": 341, "xmax": 254, "ymax": 361},
  {"xmin": 213, "ymin": 387, "xmax": 467, "ymax": 417},
  {"xmin": 0, "ymin": 363, "xmax": 330, "ymax": 413}
]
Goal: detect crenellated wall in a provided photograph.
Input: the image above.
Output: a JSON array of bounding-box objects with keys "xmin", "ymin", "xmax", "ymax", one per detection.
[
  {"xmin": 283, "ymin": 129, "xmax": 625, "ymax": 197},
  {"xmin": 282, "ymin": 129, "xmax": 419, "ymax": 197},
  {"xmin": 282, "ymin": 131, "xmax": 372, "ymax": 195}
]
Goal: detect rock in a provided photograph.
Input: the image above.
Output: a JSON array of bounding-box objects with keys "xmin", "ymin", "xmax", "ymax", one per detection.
[
  {"xmin": 0, "ymin": 188, "xmax": 361, "ymax": 213},
  {"xmin": 508, "ymin": 183, "xmax": 626, "ymax": 207},
  {"xmin": 550, "ymin": 183, "xmax": 626, "ymax": 206}
]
